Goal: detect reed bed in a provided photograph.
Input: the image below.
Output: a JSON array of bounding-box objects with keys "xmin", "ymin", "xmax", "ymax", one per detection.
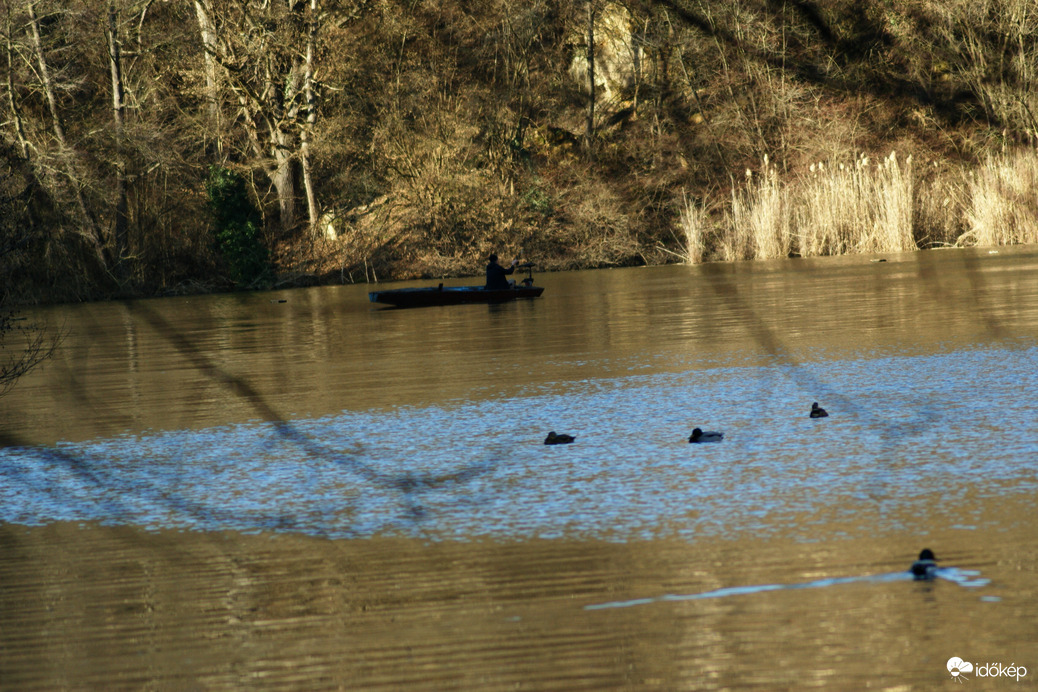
[
  {"xmin": 672, "ymin": 190, "xmax": 708, "ymax": 264},
  {"xmin": 796, "ymin": 152, "xmax": 914, "ymax": 257},
  {"xmin": 726, "ymin": 155, "xmax": 790, "ymax": 261},
  {"xmin": 961, "ymin": 150, "xmax": 1038, "ymax": 247},
  {"xmin": 672, "ymin": 148, "xmax": 1038, "ymax": 264}
]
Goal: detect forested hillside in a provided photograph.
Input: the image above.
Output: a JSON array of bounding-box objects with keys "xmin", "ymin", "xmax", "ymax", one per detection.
[{"xmin": 2, "ymin": 0, "xmax": 1038, "ymax": 302}]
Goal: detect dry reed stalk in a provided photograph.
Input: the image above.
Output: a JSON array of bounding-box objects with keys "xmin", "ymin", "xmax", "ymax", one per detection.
[
  {"xmin": 961, "ymin": 149, "xmax": 1038, "ymax": 247},
  {"xmin": 793, "ymin": 152, "xmax": 914, "ymax": 256},
  {"xmin": 914, "ymin": 162, "xmax": 968, "ymax": 248},
  {"xmin": 869, "ymin": 151, "xmax": 915, "ymax": 253},
  {"xmin": 720, "ymin": 202, "xmax": 751, "ymax": 261},
  {"xmin": 727, "ymin": 156, "xmax": 789, "ymax": 260},
  {"xmin": 676, "ymin": 190, "xmax": 707, "ymax": 263},
  {"xmin": 796, "ymin": 161, "xmax": 853, "ymax": 256}
]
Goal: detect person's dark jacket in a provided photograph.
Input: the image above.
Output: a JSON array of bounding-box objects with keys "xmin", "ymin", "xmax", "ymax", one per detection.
[{"xmin": 485, "ymin": 261, "xmax": 516, "ymax": 289}]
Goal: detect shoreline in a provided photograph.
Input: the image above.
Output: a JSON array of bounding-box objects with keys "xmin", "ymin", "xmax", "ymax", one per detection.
[{"xmin": 10, "ymin": 241, "xmax": 1031, "ymax": 309}]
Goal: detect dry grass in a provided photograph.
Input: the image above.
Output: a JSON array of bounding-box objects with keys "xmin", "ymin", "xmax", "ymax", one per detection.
[
  {"xmin": 794, "ymin": 152, "xmax": 915, "ymax": 256},
  {"xmin": 729, "ymin": 155, "xmax": 790, "ymax": 260},
  {"xmin": 913, "ymin": 162, "xmax": 969, "ymax": 249},
  {"xmin": 795, "ymin": 160, "xmax": 857, "ymax": 256},
  {"xmin": 713, "ymin": 151, "xmax": 916, "ymax": 260},
  {"xmin": 663, "ymin": 190, "xmax": 709, "ymax": 264},
  {"xmin": 557, "ymin": 177, "xmax": 640, "ymax": 267},
  {"xmin": 872, "ymin": 152, "xmax": 915, "ymax": 252},
  {"xmin": 702, "ymin": 147, "xmax": 1038, "ymax": 259},
  {"xmin": 960, "ymin": 149, "xmax": 1038, "ymax": 247}
]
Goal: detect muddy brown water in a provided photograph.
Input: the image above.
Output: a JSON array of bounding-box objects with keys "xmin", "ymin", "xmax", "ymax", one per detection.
[{"xmin": 2, "ymin": 247, "xmax": 1036, "ymax": 689}]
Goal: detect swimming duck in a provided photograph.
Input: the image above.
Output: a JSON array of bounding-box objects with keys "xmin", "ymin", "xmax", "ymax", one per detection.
[
  {"xmin": 910, "ymin": 548, "xmax": 938, "ymax": 580},
  {"xmin": 689, "ymin": 428, "xmax": 724, "ymax": 443},
  {"xmin": 544, "ymin": 431, "xmax": 575, "ymax": 445},
  {"xmin": 810, "ymin": 402, "xmax": 829, "ymax": 418}
]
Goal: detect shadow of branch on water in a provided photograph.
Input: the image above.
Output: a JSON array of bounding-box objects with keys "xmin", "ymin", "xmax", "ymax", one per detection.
[
  {"xmin": 0, "ymin": 249, "xmax": 1020, "ymax": 539},
  {"xmin": 0, "ymin": 299, "xmax": 500, "ymax": 536}
]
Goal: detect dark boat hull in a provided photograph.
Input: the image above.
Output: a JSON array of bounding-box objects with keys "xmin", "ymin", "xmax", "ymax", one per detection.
[{"xmin": 369, "ymin": 284, "xmax": 544, "ymax": 308}]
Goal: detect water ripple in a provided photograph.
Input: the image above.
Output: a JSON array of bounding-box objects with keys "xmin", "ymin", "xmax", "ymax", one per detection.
[
  {"xmin": 585, "ymin": 566, "xmax": 992, "ymax": 610},
  {"xmin": 2, "ymin": 346, "xmax": 1037, "ymax": 541}
]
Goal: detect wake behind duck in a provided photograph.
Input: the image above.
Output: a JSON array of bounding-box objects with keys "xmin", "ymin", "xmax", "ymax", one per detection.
[{"xmin": 585, "ymin": 551, "xmax": 989, "ymax": 610}]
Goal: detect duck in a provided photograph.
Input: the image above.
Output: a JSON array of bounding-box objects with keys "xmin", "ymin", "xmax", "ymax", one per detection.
[
  {"xmin": 544, "ymin": 431, "xmax": 575, "ymax": 445},
  {"xmin": 910, "ymin": 548, "xmax": 938, "ymax": 580},
  {"xmin": 809, "ymin": 402, "xmax": 829, "ymax": 418},
  {"xmin": 689, "ymin": 428, "xmax": 724, "ymax": 443}
]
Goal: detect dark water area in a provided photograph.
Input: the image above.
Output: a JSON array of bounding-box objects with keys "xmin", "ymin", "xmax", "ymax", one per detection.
[{"xmin": 2, "ymin": 247, "xmax": 1037, "ymax": 689}]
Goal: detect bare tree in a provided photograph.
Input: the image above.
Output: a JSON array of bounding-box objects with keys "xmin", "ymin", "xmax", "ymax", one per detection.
[
  {"xmin": 106, "ymin": 0, "xmax": 128, "ymax": 268},
  {"xmin": 24, "ymin": 0, "xmax": 107, "ymax": 268},
  {"xmin": 299, "ymin": 0, "xmax": 319, "ymax": 235},
  {"xmin": 193, "ymin": 0, "xmax": 326, "ymax": 235},
  {"xmin": 2, "ymin": 3, "xmax": 29, "ymax": 159},
  {"xmin": 193, "ymin": 0, "xmax": 223, "ymax": 157}
]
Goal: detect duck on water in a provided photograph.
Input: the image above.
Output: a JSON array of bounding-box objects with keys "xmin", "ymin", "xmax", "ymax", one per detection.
[
  {"xmin": 911, "ymin": 549, "xmax": 938, "ymax": 580},
  {"xmin": 810, "ymin": 402, "xmax": 829, "ymax": 418},
  {"xmin": 544, "ymin": 431, "xmax": 576, "ymax": 445},
  {"xmin": 689, "ymin": 428, "xmax": 724, "ymax": 443}
]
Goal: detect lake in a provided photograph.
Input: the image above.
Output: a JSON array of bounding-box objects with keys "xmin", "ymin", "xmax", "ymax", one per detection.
[{"xmin": 1, "ymin": 247, "xmax": 1036, "ymax": 689}]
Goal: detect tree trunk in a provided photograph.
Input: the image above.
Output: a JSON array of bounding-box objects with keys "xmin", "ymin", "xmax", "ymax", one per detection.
[
  {"xmin": 192, "ymin": 0, "xmax": 223, "ymax": 158},
  {"xmin": 107, "ymin": 0, "xmax": 128, "ymax": 270},
  {"xmin": 271, "ymin": 127, "xmax": 296, "ymax": 232},
  {"xmin": 194, "ymin": 0, "xmax": 323, "ymax": 235},
  {"xmin": 300, "ymin": 0, "xmax": 319, "ymax": 236},
  {"xmin": 27, "ymin": 1, "xmax": 65, "ymax": 146},
  {"xmin": 3, "ymin": 7, "xmax": 29, "ymax": 159}
]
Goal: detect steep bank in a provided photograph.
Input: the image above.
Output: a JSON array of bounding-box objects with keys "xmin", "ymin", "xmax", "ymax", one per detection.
[{"xmin": 3, "ymin": 0, "xmax": 1038, "ymax": 303}]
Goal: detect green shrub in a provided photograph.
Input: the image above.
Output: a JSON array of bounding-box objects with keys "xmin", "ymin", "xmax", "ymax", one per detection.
[{"xmin": 205, "ymin": 166, "xmax": 271, "ymax": 287}]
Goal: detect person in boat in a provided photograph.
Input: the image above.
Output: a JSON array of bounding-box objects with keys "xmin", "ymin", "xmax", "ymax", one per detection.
[{"xmin": 485, "ymin": 253, "xmax": 519, "ymax": 290}]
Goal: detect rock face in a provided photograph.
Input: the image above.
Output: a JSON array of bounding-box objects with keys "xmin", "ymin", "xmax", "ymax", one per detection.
[{"xmin": 568, "ymin": 3, "xmax": 639, "ymax": 106}]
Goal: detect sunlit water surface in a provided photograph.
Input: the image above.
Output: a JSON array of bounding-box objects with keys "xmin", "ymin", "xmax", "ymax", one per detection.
[{"xmin": 2, "ymin": 248, "xmax": 1037, "ymax": 689}]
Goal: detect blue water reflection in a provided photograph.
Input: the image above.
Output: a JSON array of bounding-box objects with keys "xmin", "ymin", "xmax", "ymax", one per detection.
[{"xmin": 2, "ymin": 345, "xmax": 1037, "ymax": 540}]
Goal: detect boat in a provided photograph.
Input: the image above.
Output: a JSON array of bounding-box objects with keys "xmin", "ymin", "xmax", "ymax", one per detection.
[{"xmin": 369, "ymin": 263, "xmax": 545, "ymax": 308}]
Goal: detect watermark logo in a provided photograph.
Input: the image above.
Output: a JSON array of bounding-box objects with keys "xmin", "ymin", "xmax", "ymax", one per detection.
[
  {"xmin": 947, "ymin": 657, "xmax": 1027, "ymax": 683},
  {"xmin": 947, "ymin": 658, "xmax": 973, "ymax": 683}
]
